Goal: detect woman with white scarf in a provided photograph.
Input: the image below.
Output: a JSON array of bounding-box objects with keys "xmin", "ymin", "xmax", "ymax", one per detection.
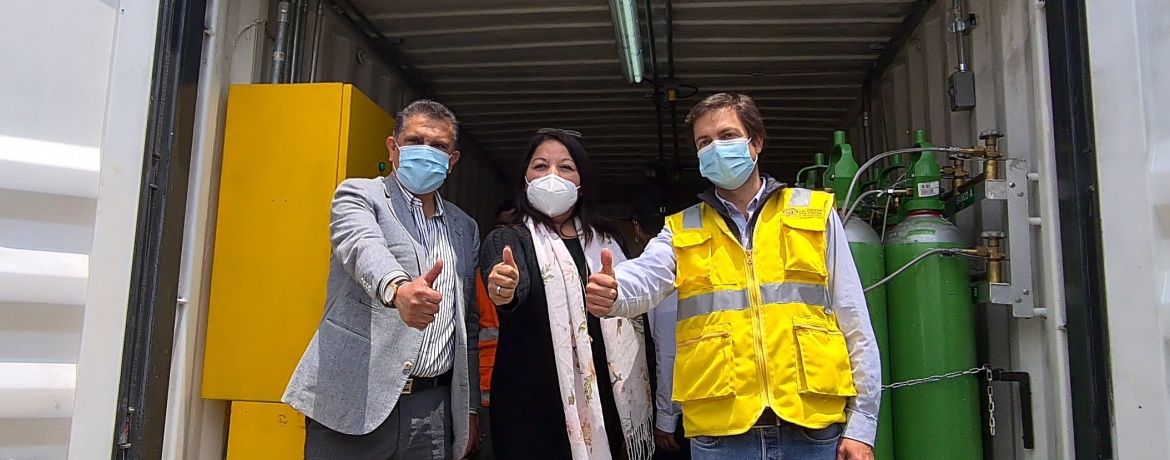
[{"xmin": 480, "ymin": 129, "xmax": 654, "ymax": 460}]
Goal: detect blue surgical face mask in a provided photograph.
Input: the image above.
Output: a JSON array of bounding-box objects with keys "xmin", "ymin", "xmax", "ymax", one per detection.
[
  {"xmin": 395, "ymin": 144, "xmax": 451, "ymax": 194},
  {"xmin": 698, "ymin": 137, "xmax": 757, "ymax": 189}
]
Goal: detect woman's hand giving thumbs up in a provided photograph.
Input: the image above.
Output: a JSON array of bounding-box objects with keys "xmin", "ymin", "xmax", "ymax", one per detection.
[{"xmin": 487, "ymin": 246, "xmax": 520, "ymax": 305}]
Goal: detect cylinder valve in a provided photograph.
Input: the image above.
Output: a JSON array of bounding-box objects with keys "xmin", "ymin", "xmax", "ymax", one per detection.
[
  {"xmin": 979, "ymin": 130, "xmax": 1004, "ymax": 180},
  {"xmin": 981, "ymin": 230, "xmax": 1007, "ymax": 284}
]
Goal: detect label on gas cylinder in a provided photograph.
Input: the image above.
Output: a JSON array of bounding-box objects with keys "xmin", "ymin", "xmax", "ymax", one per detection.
[{"xmin": 917, "ymin": 181, "xmax": 941, "ymax": 197}]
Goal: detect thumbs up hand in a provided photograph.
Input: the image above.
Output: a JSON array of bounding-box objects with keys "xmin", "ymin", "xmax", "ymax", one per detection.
[
  {"xmin": 586, "ymin": 249, "xmax": 619, "ymax": 317},
  {"xmin": 487, "ymin": 246, "xmax": 521, "ymax": 306},
  {"xmin": 393, "ymin": 260, "xmax": 444, "ymax": 330}
]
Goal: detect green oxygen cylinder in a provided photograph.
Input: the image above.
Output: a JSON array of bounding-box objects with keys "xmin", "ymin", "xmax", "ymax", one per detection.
[
  {"xmin": 890, "ymin": 130, "xmax": 940, "ymax": 227},
  {"xmin": 843, "ymin": 213, "xmax": 894, "ymax": 460},
  {"xmin": 884, "ymin": 146, "xmax": 981, "ymax": 459},
  {"xmin": 903, "ymin": 131, "xmax": 945, "ymax": 215},
  {"xmin": 828, "ymin": 131, "xmax": 857, "ymax": 207},
  {"xmin": 796, "ymin": 152, "xmax": 828, "ymax": 189}
]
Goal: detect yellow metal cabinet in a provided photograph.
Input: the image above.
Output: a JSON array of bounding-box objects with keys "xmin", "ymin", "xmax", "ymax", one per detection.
[
  {"xmin": 202, "ymin": 83, "xmax": 394, "ymax": 402},
  {"xmin": 225, "ymin": 401, "xmax": 306, "ymax": 459}
]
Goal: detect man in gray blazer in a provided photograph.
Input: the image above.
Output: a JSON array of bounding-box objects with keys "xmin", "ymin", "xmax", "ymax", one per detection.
[{"xmin": 284, "ymin": 100, "xmax": 481, "ymax": 460}]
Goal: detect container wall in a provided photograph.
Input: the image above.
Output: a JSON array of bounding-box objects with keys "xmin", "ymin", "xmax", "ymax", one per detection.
[
  {"xmin": 0, "ymin": 0, "xmax": 161, "ymax": 458},
  {"xmin": 844, "ymin": 0, "xmax": 1074, "ymax": 458},
  {"xmin": 304, "ymin": 0, "xmax": 508, "ymax": 227}
]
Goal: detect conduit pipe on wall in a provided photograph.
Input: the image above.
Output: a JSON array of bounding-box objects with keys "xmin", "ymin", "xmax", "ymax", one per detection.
[
  {"xmin": 269, "ymin": 2, "xmax": 291, "ymax": 83},
  {"xmin": 953, "ymin": 0, "xmax": 970, "ymax": 72},
  {"xmin": 309, "ymin": 0, "xmax": 327, "ymax": 82}
]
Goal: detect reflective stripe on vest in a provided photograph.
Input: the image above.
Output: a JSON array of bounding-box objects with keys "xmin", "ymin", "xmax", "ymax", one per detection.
[
  {"xmin": 479, "ymin": 327, "xmax": 499, "ymax": 342},
  {"xmin": 668, "ymin": 188, "xmax": 856, "ymax": 438},
  {"xmin": 476, "ymin": 270, "xmax": 498, "ymax": 407},
  {"xmin": 677, "ymin": 282, "xmax": 829, "ymax": 322},
  {"xmin": 682, "ymin": 205, "xmax": 703, "ymax": 229}
]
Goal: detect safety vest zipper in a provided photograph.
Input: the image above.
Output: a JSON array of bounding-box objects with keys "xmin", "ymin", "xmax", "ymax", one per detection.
[{"xmin": 745, "ymin": 245, "xmax": 771, "ymax": 411}]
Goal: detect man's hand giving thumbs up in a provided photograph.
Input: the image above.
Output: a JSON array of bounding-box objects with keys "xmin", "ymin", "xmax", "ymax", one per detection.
[
  {"xmin": 393, "ymin": 260, "xmax": 444, "ymax": 330},
  {"xmin": 585, "ymin": 248, "xmax": 619, "ymax": 317}
]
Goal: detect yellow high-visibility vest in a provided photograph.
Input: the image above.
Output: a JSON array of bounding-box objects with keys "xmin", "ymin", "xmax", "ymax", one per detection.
[{"xmin": 669, "ymin": 187, "xmax": 856, "ymax": 437}]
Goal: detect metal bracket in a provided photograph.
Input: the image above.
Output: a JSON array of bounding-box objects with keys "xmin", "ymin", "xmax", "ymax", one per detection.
[
  {"xmin": 991, "ymin": 369, "xmax": 1035, "ymax": 450},
  {"xmin": 975, "ymin": 159, "xmax": 1041, "ymax": 318},
  {"xmin": 950, "ymin": 13, "xmax": 978, "ymax": 33}
]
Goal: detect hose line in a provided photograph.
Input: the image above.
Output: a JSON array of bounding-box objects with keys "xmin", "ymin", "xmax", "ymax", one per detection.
[
  {"xmin": 842, "ymin": 146, "xmax": 963, "ymax": 211},
  {"xmin": 863, "ymin": 248, "xmax": 958, "ymax": 293},
  {"xmin": 879, "ymin": 196, "xmax": 893, "ymax": 242},
  {"xmin": 841, "ymin": 189, "xmax": 885, "ymax": 224}
]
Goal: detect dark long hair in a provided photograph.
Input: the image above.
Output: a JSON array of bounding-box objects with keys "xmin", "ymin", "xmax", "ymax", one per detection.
[{"xmin": 505, "ymin": 131, "xmax": 623, "ymax": 248}]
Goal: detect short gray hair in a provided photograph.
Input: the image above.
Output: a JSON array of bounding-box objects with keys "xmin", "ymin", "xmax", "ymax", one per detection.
[{"xmin": 394, "ymin": 99, "xmax": 459, "ymax": 143}]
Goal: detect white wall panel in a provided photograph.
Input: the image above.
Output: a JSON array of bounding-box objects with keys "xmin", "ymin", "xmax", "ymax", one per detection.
[
  {"xmin": 0, "ymin": 1, "xmax": 118, "ymax": 458},
  {"xmin": 1086, "ymin": 0, "xmax": 1170, "ymax": 457},
  {"xmin": 69, "ymin": 0, "xmax": 163, "ymax": 456}
]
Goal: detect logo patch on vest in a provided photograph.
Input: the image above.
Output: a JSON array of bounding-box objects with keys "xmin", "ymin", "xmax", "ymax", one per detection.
[{"xmin": 783, "ymin": 208, "xmax": 823, "ymax": 219}]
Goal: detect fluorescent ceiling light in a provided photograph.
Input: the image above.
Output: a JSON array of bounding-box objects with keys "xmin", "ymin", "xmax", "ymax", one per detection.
[{"xmin": 608, "ymin": 0, "xmax": 644, "ymax": 84}]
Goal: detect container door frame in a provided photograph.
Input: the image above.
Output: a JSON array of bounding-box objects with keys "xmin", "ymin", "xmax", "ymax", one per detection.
[
  {"xmin": 1044, "ymin": 1, "xmax": 1114, "ymax": 459},
  {"xmin": 112, "ymin": 0, "xmax": 208, "ymax": 457}
]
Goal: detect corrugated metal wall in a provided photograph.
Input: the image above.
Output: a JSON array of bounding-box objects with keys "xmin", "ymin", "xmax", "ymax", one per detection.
[
  {"xmin": 842, "ymin": 1, "xmax": 1074, "ymax": 458},
  {"xmin": 305, "ymin": 2, "xmax": 509, "ymax": 230}
]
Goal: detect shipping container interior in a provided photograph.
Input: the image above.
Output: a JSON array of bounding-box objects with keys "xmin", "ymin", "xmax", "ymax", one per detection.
[
  {"xmin": 168, "ymin": 0, "xmax": 1080, "ymax": 459},
  {"xmin": 13, "ymin": 0, "xmax": 1170, "ymax": 454}
]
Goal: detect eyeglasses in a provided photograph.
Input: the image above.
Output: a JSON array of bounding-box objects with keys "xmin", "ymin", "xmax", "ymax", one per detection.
[{"xmin": 537, "ymin": 128, "xmax": 582, "ymax": 138}]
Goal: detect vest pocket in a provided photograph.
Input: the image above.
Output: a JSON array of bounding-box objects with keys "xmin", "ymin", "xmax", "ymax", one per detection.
[
  {"xmin": 672, "ymin": 229, "xmax": 714, "ymax": 292},
  {"xmin": 793, "ymin": 318, "xmax": 857, "ymax": 397},
  {"xmin": 673, "ymin": 324, "xmax": 734, "ymax": 401},
  {"xmin": 781, "ymin": 215, "xmax": 828, "ymax": 278}
]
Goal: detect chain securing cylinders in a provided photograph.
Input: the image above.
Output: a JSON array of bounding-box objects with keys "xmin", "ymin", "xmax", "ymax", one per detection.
[
  {"xmin": 880, "ymin": 364, "xmax": 1035, "ymax": 448},
  {"xmin": 881, "ymin": 366, "xmax": 997, "ymax": 436}
]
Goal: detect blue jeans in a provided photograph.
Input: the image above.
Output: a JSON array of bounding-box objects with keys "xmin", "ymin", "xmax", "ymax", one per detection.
[{"xmin": 690, "ymin": 423, "xmax": 842, "ymax": 460}]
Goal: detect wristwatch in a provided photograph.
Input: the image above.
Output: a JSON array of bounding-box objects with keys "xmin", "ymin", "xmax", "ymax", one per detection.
[{"xmin": 382, "ymin": 277, "xmax": 411, "ymax": 308}]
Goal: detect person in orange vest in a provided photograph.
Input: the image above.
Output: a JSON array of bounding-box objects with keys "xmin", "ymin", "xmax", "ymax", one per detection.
[{"xmin": 474, "ymin": 197, "xmax": 516, "ymax": 460}]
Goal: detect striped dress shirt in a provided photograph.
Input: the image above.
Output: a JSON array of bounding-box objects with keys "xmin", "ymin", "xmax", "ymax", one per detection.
[{"xmin": 388, "ymin": 180, "xmax": 457, "ymax": 378}]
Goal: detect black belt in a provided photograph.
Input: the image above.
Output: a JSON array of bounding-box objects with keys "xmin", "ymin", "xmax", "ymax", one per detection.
[
  {"xmin": 403, "ymin": 370, "xmax": 452, "ymax": 395},
  {"xmin": 753, "ymin": 408, "xmax": 792, "ymax": 427}
]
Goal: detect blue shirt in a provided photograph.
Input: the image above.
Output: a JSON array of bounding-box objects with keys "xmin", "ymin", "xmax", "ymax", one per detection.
[{"xmin": 714, "ymin": 183, "xmax": 767, "ymax": 249}]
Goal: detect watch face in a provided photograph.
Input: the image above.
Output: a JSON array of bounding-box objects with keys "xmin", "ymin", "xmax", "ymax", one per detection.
[{"xmin": 383, "ymin": 284, "xmax": 396, "ymax": 305}]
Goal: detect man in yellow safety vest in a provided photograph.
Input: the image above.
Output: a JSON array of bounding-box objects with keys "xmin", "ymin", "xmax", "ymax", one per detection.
[{"xmin": 585, "ymin": 93, "xmax": 880, "ymax": 460}]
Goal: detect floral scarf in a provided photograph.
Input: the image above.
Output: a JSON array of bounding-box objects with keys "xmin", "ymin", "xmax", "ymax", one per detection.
[{"xmin": 525, "ymin": 217, "xmax": 654, "ymax": 460}]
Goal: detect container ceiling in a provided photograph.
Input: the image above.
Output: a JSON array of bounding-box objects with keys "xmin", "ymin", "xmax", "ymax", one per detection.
[{"xmin": 344, "ymin": 0, "xmax": 920, "ymax": 202}]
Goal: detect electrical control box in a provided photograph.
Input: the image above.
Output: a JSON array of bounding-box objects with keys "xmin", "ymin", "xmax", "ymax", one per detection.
[
  {"xmin": 202, "ymin": 83, "xmax": 394, "ymax": 402},
  {"xmin": 949, "ymin": 70, "xmax": 977, "ymax": 111}
]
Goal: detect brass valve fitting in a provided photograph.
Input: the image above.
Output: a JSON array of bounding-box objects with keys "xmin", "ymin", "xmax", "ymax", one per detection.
[{"xmin": 981, "ymin": 231, "xmax": 1007, "ymax": 284}]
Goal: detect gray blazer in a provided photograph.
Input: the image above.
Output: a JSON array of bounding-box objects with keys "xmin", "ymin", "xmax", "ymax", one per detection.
[{"xmin": 283, "ymin": 174, "xmax": 480, "ymax": 454}]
